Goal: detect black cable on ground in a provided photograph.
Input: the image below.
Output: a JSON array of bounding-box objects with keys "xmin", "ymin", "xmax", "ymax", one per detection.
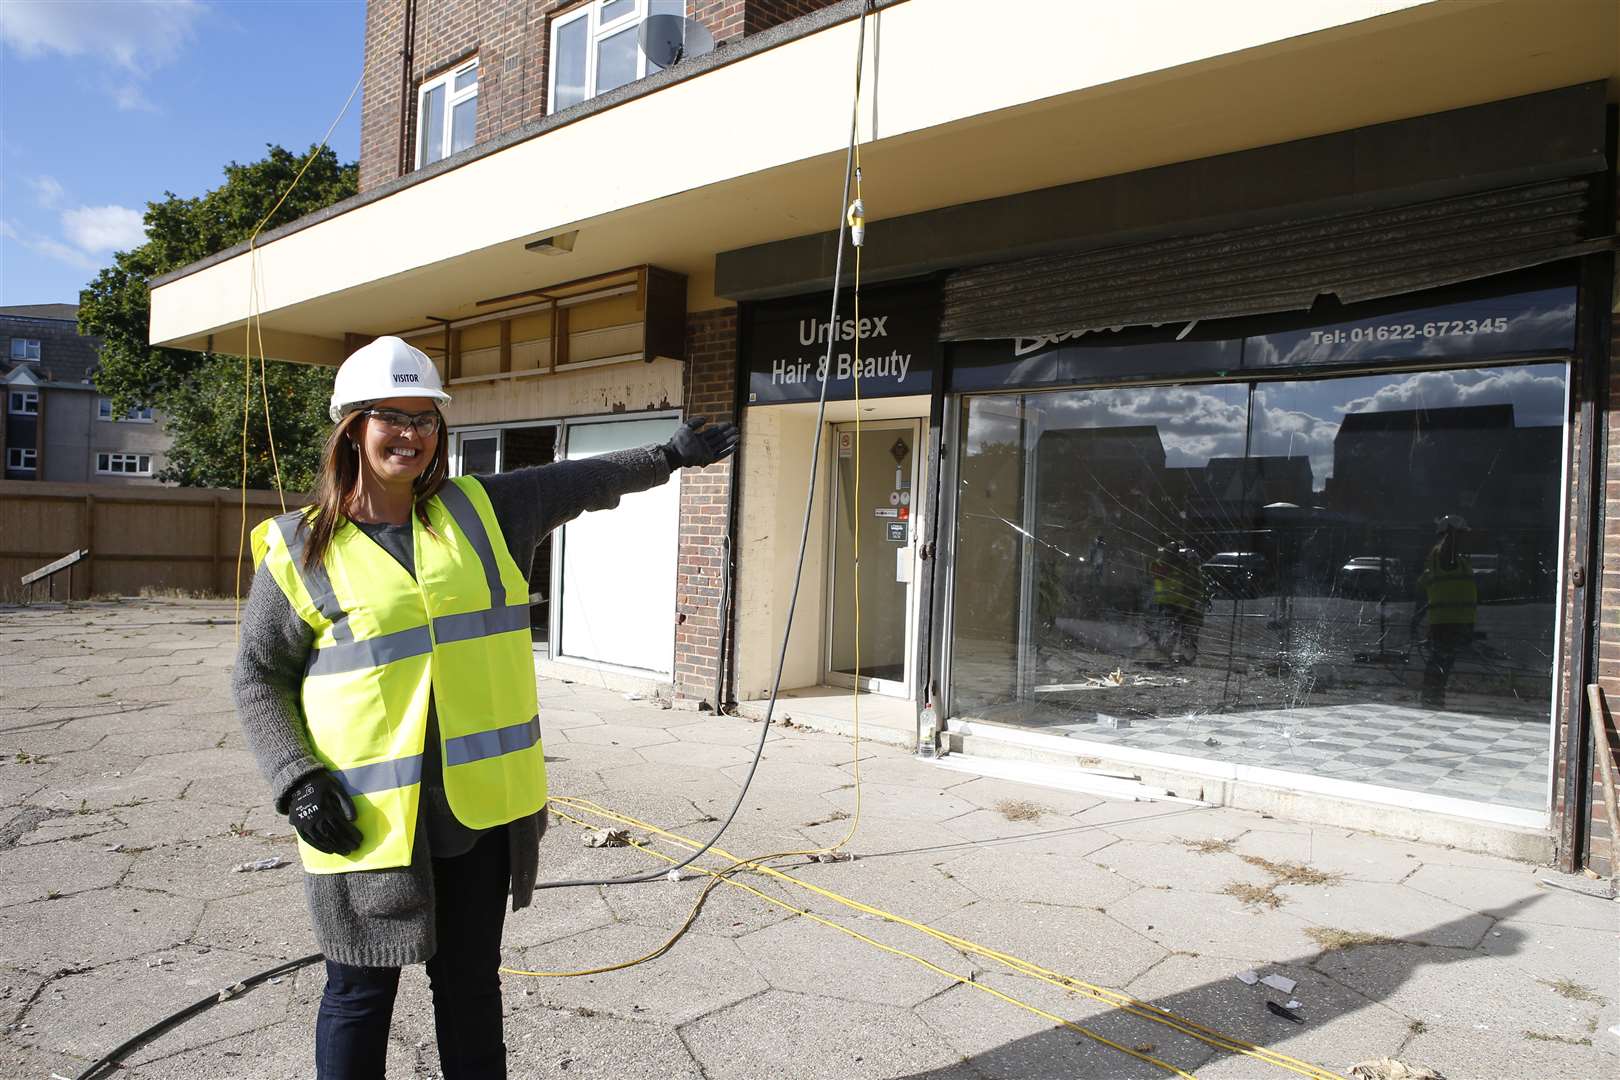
[{"xmin": 72, "ymin": 952, "xmax": 323, "ymax": 1080}]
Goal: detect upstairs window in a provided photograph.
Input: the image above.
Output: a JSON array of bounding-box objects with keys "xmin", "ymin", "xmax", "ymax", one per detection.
[
  {"xmin": 9, "ymin": 339, "xmax": 41, "ymax": 361},
  {"xmin": 96, "ymin": 452, "xmax": 153, "ymax": 476},
  {"xmin": 6, "ymin": 447, "xmax": 36, "ymax": 471},
  {"xmin": 9, "ymin": 390, "xmax": 39, "ymax": 415},
  {"xmin": 98, "ymin": 398, "xmax": 154, "ymax": 422},
  {"xmin": 417, "ymin": 59, "xmax": 479, "ymax": 168},
  {"xmin": 550, "ymin": 1, "xmax": 685, "ymax": 113}
]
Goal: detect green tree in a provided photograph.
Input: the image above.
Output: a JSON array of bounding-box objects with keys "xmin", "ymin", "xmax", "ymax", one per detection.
[{"xmin": 79, "ymin": 144, "xmax": 357, "ymax": 490}]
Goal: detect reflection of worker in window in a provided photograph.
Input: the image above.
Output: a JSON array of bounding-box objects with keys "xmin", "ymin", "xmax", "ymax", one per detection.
[
  {"xmin": 1150, "ymin": 542, "xmax": 1207, "ymax": 664},
  {"xmin": 1412, "ymin": 515, "xmax": 1477, "ymax": 710}
]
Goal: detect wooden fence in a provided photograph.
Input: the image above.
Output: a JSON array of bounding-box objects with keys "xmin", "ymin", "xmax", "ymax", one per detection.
[{"xmin": 0, "ymin": 480, "xmax": 308, "ymax": 603}]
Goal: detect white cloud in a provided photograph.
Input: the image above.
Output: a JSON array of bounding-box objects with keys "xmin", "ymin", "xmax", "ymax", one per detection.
[
  {"xmin": 1, "ymin": 218, "xmax": 100, "ymax": 271},
  {"xmin": 1, "ymin": 1, "xmax": 206, "ymax": 110},
  {"xmin": 28, "ymin": 176, "xmax": 65, "ymax": 208},
  {"xmin": 61, "ymin": 205, "xmax": 146, "ymax": 253},
  {"xmin": 1338, "ymin": 367, "xmax": 1567, "ymax": 428},
  {"xmin": 0, "ymin": 0, "xmax": 204, "ymax": 71},
  {"xmin": 112, "ymin": 83, "xmax": 157, "ymax": 113}
]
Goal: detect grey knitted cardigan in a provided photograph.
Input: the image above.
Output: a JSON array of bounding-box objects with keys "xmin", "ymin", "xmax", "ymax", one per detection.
[{"xmin": 231, "ymin": 446, "xmax": 671, "ymax": 967}]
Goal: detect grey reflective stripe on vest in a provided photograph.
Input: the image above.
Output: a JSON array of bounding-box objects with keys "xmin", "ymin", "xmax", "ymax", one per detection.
[
  {"xmin": 306, "ymin": 625, "xmax": 434, "ymax": 677},
  {"xmin": 437, "ymin": 481, "xmax": 506, "ymax": 608},
  {"xmin": 275, "ymin": 513, "xmax": 352, "ymax": 643},
  {"xmin": 443, "ymin": 715, "xmax": 541, "ymax": 767},
  {"xmin": 333, "ymin": 753, "xmax": 425, "ymax": 797},
  {"xmin": 431, "ymin": 603, "xmax": 531, "ymax": 645}
]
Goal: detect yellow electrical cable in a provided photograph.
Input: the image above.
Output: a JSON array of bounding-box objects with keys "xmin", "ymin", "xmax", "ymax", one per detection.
[
  {"xmin": 509, "ymin": 805, "xmax": 1197, "ymax": 1079},
  {"xmin": 231, "ymin": 69, "xmax": 364, "ymax": 631},
  {"xmin": 534, "ymin": 797, "xmax": 1342, "ymax": 1080}
]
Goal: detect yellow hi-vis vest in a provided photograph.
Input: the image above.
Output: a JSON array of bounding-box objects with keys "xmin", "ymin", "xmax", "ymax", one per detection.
[
  {"xmin": 251, "ymin": 476, "xmax": 546, "ymax": 874},
  {"xmin": 1418, "ymin": 549, "xmax": 1478, "ymax": 627}
]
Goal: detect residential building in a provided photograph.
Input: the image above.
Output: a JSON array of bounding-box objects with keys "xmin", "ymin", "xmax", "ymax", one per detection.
[
  {"xmin": 1, "ymin": 304, "xmax": 170, "ymax": 486},
  {"xmin": 147, "ymin": 1, "xmax": 1620, "ymax": 874}
]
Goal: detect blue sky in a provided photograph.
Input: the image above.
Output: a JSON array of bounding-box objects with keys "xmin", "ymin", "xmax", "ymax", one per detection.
[{"xmin": 1, "ymin": 0, "xmax": 366, "ymax": 307}]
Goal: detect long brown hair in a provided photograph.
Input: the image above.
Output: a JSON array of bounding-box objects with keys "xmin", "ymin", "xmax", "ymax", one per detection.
[{"xmin": 298, "ymin": 407, "xmax": 449, "ymax": 571}]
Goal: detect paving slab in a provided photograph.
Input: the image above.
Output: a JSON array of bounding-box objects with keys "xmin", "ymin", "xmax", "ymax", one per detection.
[
  {"xmin": 913, "ymin": 973, "xmax": 1217, "ymax": 1079},
  {"xmin": 931, "ymin": 900, "xmax": 1169, "ymax": 991},
  {"xmin": 736, "ymin": 910, "xmax": 965, "ymax": 1007},
  {"xmin": 23, "ymin": 944, "xmax": 292, "ymax": 1062},
  {"xmin": 1107, "ymin": 886, "xmax": 1320, "ymax": 962},
  {"xmin": 681, "ymin": 989, "xmax": 969, "ymax": 1080},
  {"xmin": 1123, "ymin": 951, "xmax": 1411, "ymax": 1077},
  {"xmin": 0, "ymin": 838, "xmax": 133, "ymax": 908},
  {"xmin": 1275, "ymin": 880, "xmax": 1495, "ymax": 948},
  {"xmin": 1398, "ymin": 1019, "xmax": 1620, "ymax": 1080},
  {"xmin": 1093, "ymin": 839, "xmax": 1277, "ymax": 894},
  {"xmin": 0, "ymin": 887, "xmax": 203, "ymax": 974},
  {"xmin": 939, "ymin": 844, "xmax": 1139, "ymax": 908},
  {"xmin": 192, "ymin": 880, "xmax": 319, "ymax": 962},
  {"xmin": 502, "ymin": 1001, "xmax": 706, "ymax": 1078},
  {"xmin": 510, "ymin": 926, "xmax": 769, "ymax": 1025},
  {"xmin": 1314, "ymin": 941, "xmax": 1602, "ymax": 1038}
]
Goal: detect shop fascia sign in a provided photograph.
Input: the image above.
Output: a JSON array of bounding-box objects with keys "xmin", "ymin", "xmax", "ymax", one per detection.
[{"xmin": 747, "ymin": 281, "xmax": 938, "ymax": 404}]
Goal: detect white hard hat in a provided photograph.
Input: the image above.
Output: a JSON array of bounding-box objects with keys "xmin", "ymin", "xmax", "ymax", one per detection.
[{"xmin": 329, "ymin": 336, "xmax": 451, "ymax": 422}]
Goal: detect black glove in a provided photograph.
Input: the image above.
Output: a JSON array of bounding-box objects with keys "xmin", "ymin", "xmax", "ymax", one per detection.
[
  {"xmin": 287, "ymin": 772, "xmax": 363, "ymax": 855},
  {"xmin": 663, "ymin": 417, "xmax": 739, "ymax": 469}
]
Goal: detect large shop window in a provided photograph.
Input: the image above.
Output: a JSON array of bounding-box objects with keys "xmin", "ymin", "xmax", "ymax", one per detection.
[
  {"xmin": 555, "ymin": 416, "xmax": 680, "ymax": 674},
  {"xmin": 950, "ymin": 361, "xmax": 1569, "ymax": 815}
]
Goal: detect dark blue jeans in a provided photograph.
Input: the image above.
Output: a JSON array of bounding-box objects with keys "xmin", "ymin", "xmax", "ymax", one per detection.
[{"xmin": 315, "ymin": 827, "xmax": 510, "ymax": 1079}]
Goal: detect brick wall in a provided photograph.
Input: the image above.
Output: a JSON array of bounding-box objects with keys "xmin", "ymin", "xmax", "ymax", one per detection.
[
  {"xmin": 359, "ymin": 0, "xmax": 846, "ymax": 192},
  {"xmin": 673, "ymin": 308, "xmax": 737, "ymax": 705},
  {"xmin": 1585, "ymin": 307, "xmax": 1620, "ymax": 874}
]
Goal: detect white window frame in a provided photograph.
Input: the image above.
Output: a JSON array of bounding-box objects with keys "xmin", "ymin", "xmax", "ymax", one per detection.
[
  {"xmin": 96, "ymin": 452, "xmax": 153, "ymax": 476},
  {"xmin": 9, "ymin": 338, "xmax": 40, "ymax": 361},
  {"xmin": 6, "ymin": 447, "xmax": 36, "ymax": 471},
  {"xmin": 548, "ymin": 1, "xmax": 685, "ymax": 114},
  {"xmin": 98, "ymin": 398, "xmax": 154, "ymax": 423},
  {"xmin": 9, "ymin": 390, "xmax": 39, "ymax": 415},
  {"xmin": 415, "ymin": 58, "xmax": 479, "ymax": 168}
]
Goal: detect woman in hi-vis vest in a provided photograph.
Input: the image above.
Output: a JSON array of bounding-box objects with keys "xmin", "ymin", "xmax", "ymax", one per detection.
[{"xmin": 232, "ymin": 336, "xmax": 738, "ymax": 1079}]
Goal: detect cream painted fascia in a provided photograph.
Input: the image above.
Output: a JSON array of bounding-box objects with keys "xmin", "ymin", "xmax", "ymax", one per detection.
[
  {"xmin": 441, "ymin": 357, "xmax": 683, "ymax": 427},
  {"xmin": 149, "ymin": 0, "xmax": 1448, "ymax": 358}
]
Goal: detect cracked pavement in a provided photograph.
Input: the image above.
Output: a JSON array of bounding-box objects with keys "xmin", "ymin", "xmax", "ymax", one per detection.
[{"xmin": 1, "ymin": 599, "xmax": 1616, "ymax": 1078}]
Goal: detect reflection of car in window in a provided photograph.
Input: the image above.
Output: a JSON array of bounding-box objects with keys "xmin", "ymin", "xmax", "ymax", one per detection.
[
  {"xmin": 1201, "ymin": 552, "xmax": 1269, "ymax": 598},
  {"xmin": 1337, "ymin": 555, "xmax": 1407, "ymax": 598}
]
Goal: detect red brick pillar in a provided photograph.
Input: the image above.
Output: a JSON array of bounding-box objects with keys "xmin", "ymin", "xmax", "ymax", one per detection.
[
  {"xmin": 1586, "ymin": 308, "xmax": 1620, "ymax": 874},
  {"xmin": 674, "ymin": 308, "xmax": 738, "ymax": 705}
]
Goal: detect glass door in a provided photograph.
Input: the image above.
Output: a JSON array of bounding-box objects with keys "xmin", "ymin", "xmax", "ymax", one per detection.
[{"xmin": 826, "ymin": 419, "xmax": 921, "ymax": 696}]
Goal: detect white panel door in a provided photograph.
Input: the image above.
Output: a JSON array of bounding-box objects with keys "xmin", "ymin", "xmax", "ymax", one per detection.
[{"xmin": 557, "ymin": 416, "xmax": 680, "ymax": 673}]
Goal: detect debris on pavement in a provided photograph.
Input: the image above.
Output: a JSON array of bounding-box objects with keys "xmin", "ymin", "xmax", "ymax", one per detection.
[
  {"xmin": 1349, "ymin": 1058, "xmax": 1445, "ymax": 1080},
  {"xmin": 583, "ymin": 828, "xmax": 631, "ymax": 848},
  {"xmin": 1259, "ymin": 973, "xmax": 1297, "ymax": 993},
  {"xmin": 1235, "ymin": 970, "xmax": 1259, "ymax": 985},
  {"xmin": 621, "ymin": 692, "xmax": 643, "ymax": 701},
  {"xmin": 216, "ymin": 981, "xmax": 247, "ymax": 1003},
  {"xmin": 232, "ymin": 856, "xmax": 287, "ymax": 873}
]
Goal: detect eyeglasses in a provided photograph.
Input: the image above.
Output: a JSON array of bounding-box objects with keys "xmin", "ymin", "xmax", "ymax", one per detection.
[{"xmin": 362, "ymin": 408, "xmax": 441, "ymax": 436}]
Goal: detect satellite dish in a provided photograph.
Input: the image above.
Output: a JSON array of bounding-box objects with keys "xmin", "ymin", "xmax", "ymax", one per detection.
[{"xmin": 639, "ymin": 14, "xmax": 715, "ymax": 68}]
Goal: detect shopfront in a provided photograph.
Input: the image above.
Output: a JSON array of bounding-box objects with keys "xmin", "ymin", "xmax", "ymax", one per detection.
[
  {"xmin": 731, "ymin": 280, "xmax": 940, "ymax": 733},
  {"xmin": 941, "ymin": 270, "xmax": 1582, "ymax": 825}
]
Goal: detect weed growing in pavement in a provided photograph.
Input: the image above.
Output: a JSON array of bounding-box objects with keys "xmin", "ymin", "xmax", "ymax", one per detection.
[
  {"xmin": 1407, "ymin": 1020, "xmax": 1429, "ymax": 1036},
  {"xmin": 1523, "ymin": 1031, "xmax": 1592, "ymax": 1046},
  {"xmin": 1539, "ymin": 977, "xmax": 1607, "ymax": 1005},
  {"xmin": 1307, "ymin": 927, "xmax": 1395, "ymax": 951},
  {"xmin": 1223, "ymin": 881, "xmax": 1283, "ymax": 909},
  {"xmin": 994, "ymin": 799, "xmax": 1045, "ymax": 822},
  {"xmin": 1182, "ymin": 837, "xmax": 1235, "ymax": 855},
  {"xmin": 1239, "ymin": 854, "xmax": 1341, "ymax": 886}
]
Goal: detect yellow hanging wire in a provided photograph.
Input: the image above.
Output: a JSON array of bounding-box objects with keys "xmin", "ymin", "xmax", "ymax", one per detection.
[{"xmin": 231, "ymin": 70, "xmax": 364, "ymax": 630}]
